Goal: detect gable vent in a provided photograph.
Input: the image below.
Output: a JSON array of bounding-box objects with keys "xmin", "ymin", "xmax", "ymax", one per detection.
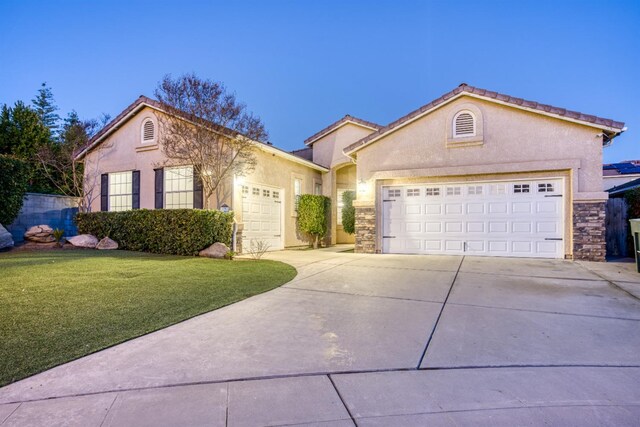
[
  {"xmin": 454, "ymin": 112, "xmax": 475, "ymax": 137},
  {"xmin": 143, "ymin": 120, "xmax": 155, "ymax": 142}
]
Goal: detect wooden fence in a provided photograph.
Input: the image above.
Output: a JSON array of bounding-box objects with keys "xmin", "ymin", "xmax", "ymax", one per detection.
[{"xmin": 605, "ymin": 197, "xmax": 629, "ymax": 257}]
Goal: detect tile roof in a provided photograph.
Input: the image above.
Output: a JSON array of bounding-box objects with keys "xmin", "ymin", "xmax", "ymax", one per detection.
[
  {"xmin": 344, "ymin": 83, "xmax": 626, "ymax": 155},
  {"xmin": 304, "ymin": 115, "xmax": 382, "ymax": 145}
]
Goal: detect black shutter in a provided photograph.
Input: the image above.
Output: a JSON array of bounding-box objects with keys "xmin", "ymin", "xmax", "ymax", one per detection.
[
  {"xmin": 132, "ymin": 170, "xmax": 140, "ymax": 209},
  {"xmin": 100, "ymin": 174, "xmax": 108, "ymax": 211},
  {"xmin": 193, "ymin": 168, "xmax": 203, "ymax": 209},
  {"xmin": 154, "ymin": 168, "xmax": 164, "ymax": 209}
]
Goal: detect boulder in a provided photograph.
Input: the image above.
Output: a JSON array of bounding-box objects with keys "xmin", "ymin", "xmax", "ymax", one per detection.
[
  {"xmin": 0, "ymin": 224, "xmax": 13, "ymax": 250},
  {"xmin": 67, "ymin": 234, "xmax": 99, "ymax": 248},
  {"xmin": 199, "ymin": 242, "xmax": 230, "ymax": 259},
  {"xmin": 96, "ymin": 237, "xmax": 118, "ymax": 250},
  {"xmin": 24, "ymin": 225, "xmax": 55, "ymax": 243}
]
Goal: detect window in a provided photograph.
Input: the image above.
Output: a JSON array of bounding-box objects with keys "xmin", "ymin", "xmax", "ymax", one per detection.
[
  {"xmin": 407, "ymin": 188, "xmax": 420, "ymax": 197},
  {"xmin": 294, "ymin": 178, "xmax": 302, "ymax": 212},
  {"xmin": 314, "ymin": 182, "xmax": 322, "ymax": 195},
  {"xmin": 263, "ymin": 189, "xmax": 270, "ymax": 197},
  {"xmin": 252, "ymin": 187, "xmax": 260, "ymax": 196},
  {"xmin": 388, "ymin": 189, "xmax": 401, "ymax": 198},
  {"xmin": 490, "ymin": 184, "xmax": 507, "ymax": 195},
  {"xmin": 273, "ymin": 191, "xmax": 280, "ymax": 199},
  {"xmin": 453, "ymin": 111, "xmax": 476, "ymax": 137},
  {"xmin": 446, "ymin": 186, "xmax": 462, "ymax": 196},
  {"xmin": 468, "ymin": 185, "xmax": 483, "ymax": 195},
  {"xmin": 425, "ymin": 187, "xmax": 440, "ymax": 196},
  {"xmin": 538, "ymin": 183, "xmax": 554, "ymax": 193},
  {"xmin": 164, "ymin": 166, "xmax": 193, "ymax": 209},
  {"xmin": 142, "ymin": 119, "xmax": 155, "ymax": 143},
  {"xmin": 514, "ymin": 184, "xmax": 530, "ymax": 194},
  {"xmin": 109, "ymin": 171, "xmax": 133, "ymax": 211},
  {"xmin": 242, "ymin": 185, "xmax": 249, "ymax": 194}
]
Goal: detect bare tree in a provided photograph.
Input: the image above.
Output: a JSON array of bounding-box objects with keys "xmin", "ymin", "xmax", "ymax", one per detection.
[
  {"xmin": 154, "ymin": 74, "xmax": 268, "ymax": 209},
  {"xmin": 37, "ymin": 112, "xmax": 111, "ymax": 212}
]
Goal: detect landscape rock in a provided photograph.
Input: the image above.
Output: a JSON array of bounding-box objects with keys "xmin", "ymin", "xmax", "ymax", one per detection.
[
  {"xmin": 199, "ymin": 242, "xmax": 230, "ymax": 259},
  {"xmin": 24, "ymin": 225, "xmax": 55, "ymax": 243},
  {"xmin": 0, "ymin": 224, "xmax": 13, "ymax": 250},
  {"xmin": 96, "ymin": 237, "xmax": 118, "ymax": 250},
  {"xmin": 67, "ymin": 234, "xmax": 99, "ymax": 248}
]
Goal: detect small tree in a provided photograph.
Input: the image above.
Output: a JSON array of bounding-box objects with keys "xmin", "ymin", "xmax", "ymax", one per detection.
[
  {"xmin": 341, "ymin": 190, "xmax": 356, "ymax": 234},
  {"xmin": 297, "ymin": 194, "xmax": 330, "ymax": 249},
  {"xmin": 154, "ymin": 74, "xmax": 268, "ymax": 209},
  {"xmin": 0, "ymin": 155, "xmax": 30, "ymax": 226},
  {"xmin": 31, "ymin": 82, "xmax": 60, "ymax": 137}
]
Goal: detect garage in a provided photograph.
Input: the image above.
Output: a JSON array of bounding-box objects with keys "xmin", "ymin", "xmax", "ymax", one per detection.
[
  {"xmin": 241, "ymin": 183, "xmax": 284, "ymax": 251},
  {"xmin": 382, "ymin": 178, "xmax": 564, "ymax": 258}
]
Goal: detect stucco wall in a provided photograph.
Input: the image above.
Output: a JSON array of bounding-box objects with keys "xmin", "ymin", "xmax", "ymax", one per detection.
[
  {"xmin": 84, "ymin": 106, "xmax": 324, "ymax": 248},
  {"xmin": 355, "ymin": 96, "xmax": 606, "ymax": 200},
  {"xmin": 312, "ymin": 123, "xmax": 376, "ymax": 169},
  {"xmin": 234, "ymin": 147, "xmax": 323, "ymax": 247}
]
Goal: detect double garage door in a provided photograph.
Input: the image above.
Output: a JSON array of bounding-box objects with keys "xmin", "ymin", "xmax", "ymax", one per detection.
[
  {"xmin": 382, "ymin": 178, "xmax": 564, "ymax": 258},
  {"xmin": 241, "ymin": 183, "xmax": 283, "ymax": 251}
]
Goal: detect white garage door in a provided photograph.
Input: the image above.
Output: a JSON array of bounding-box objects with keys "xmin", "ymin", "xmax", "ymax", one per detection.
[
  {"xmin": 241, "ymin": 183, "xmax": 283, "ymax": 251},
  {"xmin": 382, "ymin": 179, "xmax": 564, "ymax": 258}
]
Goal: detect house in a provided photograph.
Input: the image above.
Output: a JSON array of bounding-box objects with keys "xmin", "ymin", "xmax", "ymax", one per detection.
[
  {"xmin": 607, "ymin": 177, "xmax": 640, "ymax": 198},
  {"xmin": 603, "ymin": 161, "xmax": 640, "ymax": 191},
  {"xmin": 77, "ymin": 83, "xmax": 625, "ymax": 261}
]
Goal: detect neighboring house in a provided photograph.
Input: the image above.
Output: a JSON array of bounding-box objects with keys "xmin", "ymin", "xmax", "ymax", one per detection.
[
  {"xmin": 78, "ymin": 83, "xmax": 625, "ymax": 261},
  {"xmin": 603, "ymin": 161, "xmax": 640, "ymax": 191},
  {"xmin": 607, "ymin": 177, "xmax": 640, "ymax": 198}
]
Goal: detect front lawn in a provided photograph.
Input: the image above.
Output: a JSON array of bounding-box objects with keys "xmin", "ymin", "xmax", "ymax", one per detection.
[{"xmin": 0, "ymin": 249, "xmax": 296, "ymax": 387}]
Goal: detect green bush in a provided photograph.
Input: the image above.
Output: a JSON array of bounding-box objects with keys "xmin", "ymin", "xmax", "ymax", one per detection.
[
  {"xmin": 75, "ymin": 209, "xmax": 234, "ymax": 256},
  {"xmin": 0, "ymin": 155, "xmax": 30, "ymax": 226},
  {"xmin": 297, "ymin": 194, "xmax": 330, "ymax": 248},
  {"xmin": 341, "ymin": 190, "xmax": 356, "ymax": 234}
]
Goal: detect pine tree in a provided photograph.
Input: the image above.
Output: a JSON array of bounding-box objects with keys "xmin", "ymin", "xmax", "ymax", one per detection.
[{"xmin": 32, "ymin": 82, "xmax": 60, "ymax": 136}]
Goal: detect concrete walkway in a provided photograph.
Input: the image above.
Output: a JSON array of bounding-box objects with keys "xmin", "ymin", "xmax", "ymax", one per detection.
[{"xmin": 1, "ymin": 248, "xmax": 640, "ymax": 426}]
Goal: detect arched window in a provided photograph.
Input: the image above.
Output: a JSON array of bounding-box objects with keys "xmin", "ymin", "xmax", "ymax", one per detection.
[
  {"xmin": 142, "ymin": 119, "xmax": 155, "ymax": 143},
  {"xmin": 453, "ymin": 110, "xmax": 476, "ymax": 137}
]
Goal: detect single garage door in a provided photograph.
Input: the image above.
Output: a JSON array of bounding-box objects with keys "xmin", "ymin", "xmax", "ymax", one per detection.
[
  {"xmin": 241, "ymin": 183, "xmax": 283, "ymax": 251},
  {"xmin": 382, "ymin": 178, "xmax": 564, "ymax": 258}
]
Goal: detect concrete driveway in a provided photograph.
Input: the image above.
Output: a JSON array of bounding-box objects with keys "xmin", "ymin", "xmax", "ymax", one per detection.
[{"xmin": 1, "ymin": 249, "xmax": 640, "ymax": 426}]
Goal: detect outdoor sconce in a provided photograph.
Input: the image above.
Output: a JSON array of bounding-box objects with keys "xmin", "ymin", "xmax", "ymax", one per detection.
[{"xmin": 221, "ymin": 204, "xmax": 230, "ymax": 213}]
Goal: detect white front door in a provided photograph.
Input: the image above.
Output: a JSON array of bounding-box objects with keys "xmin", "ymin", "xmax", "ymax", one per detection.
[
  {"xmin": 382, "ymin": 178, "xmax": 564, "ymax": 258},
  {"xmin": 241, "ymin": 183, "xmax": 283, "ymax": 251}
]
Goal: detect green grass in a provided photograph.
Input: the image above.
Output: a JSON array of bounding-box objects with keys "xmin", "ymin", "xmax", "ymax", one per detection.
[{"xmin": 0, "ymin": 249, "xmax": 296, "ymax": 387}]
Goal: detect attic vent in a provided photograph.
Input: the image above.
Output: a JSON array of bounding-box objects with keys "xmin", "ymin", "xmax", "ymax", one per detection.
[
  {"xmin": 453, "ymin": 111, "xmax": 475, "ymax": 137},
  {"xmin": 142, "ymin": 119, "xmax": 155, "ymax": 142}
]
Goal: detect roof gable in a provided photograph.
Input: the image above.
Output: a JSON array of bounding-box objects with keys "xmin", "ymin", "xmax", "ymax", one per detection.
[
  {"xmin": 76, "ymin": 96, "xmax": 328, "ymax": 172},
  {"xmin": 304, "ymin": 115, "xmax": 381, "ymax": 146},
  {"xmin": 343, "ymin": 83, "xmax": 626, "ymax": 155}
]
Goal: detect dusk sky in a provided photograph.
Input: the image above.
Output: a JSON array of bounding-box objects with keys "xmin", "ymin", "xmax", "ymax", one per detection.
[{"xmin": 0, "ymin": 0, "xmax": 637, "ymax": 163}]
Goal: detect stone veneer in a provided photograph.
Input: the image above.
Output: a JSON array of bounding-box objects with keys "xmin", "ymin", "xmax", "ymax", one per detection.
[
  {"xmin": 573, "ymin": 201, "xmax": 606, "ymax": 262},
  {"xmin": 355, "ymin": 206, "xmax": 376, "ymax": 253}
]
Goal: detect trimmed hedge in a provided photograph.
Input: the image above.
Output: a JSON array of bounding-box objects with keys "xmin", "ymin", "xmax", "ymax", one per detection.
[
  {"xmin": 75, "ymin": 209, "xmax": 234, "ymax": 256},
  {"xmin": 297, "ymin": 194, "xmax": 330, "ymax": 248},
  {"xmin": 341, "ymin": 190, "xmax": 356, "ymax": 234},
  {"xmin": 0, "ymin": 155, "xmax": 30, "ymax": 226}
]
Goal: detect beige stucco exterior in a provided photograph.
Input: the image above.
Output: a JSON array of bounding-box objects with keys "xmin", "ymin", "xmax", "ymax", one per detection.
[
  {"xmin": 308, "ymin": 122, "xmax": 376, "ymax": 244},
  {"xmin": 83, "ymin": 106, "xmax": 325, "ymax": 249},
  {"xmin": 349, "ymin": 96, "xmax": 609, "ymax": 258}
]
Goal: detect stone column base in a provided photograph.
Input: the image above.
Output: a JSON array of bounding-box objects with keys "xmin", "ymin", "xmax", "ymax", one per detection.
[
  {"xmin": 573, "ymin": 201, "xmax": 606, "ymax": 262},
  {"xmin": 355, "ymin": 206, "xmax": 376, "ymax": 254}
]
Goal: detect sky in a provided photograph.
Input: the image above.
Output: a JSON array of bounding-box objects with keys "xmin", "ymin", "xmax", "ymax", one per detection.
[{"xmin": 0, "ymin": 0, "xmax": 638, "ymax": 163}]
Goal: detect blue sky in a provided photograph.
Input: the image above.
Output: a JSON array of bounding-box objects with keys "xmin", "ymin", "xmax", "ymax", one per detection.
[{"xmin": 0, "ymin": 0, "xmax": 638, "ymax": 162}]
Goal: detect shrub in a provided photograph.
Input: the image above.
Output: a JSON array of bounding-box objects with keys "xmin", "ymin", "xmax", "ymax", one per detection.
[
  {"xmin": 341, "ymin": 190, "xmax": 356, "ymax": 234},
  {"xmin": 297, "ymin": 194, "xmax": 330, "ymax": 248},
  {"xmin": 75, "ymin": 209, "xmax": 234, "ymax": 256},
  {"xmin": 0, "ymin": 155, "xmax": 30, "ymax": 226}
]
